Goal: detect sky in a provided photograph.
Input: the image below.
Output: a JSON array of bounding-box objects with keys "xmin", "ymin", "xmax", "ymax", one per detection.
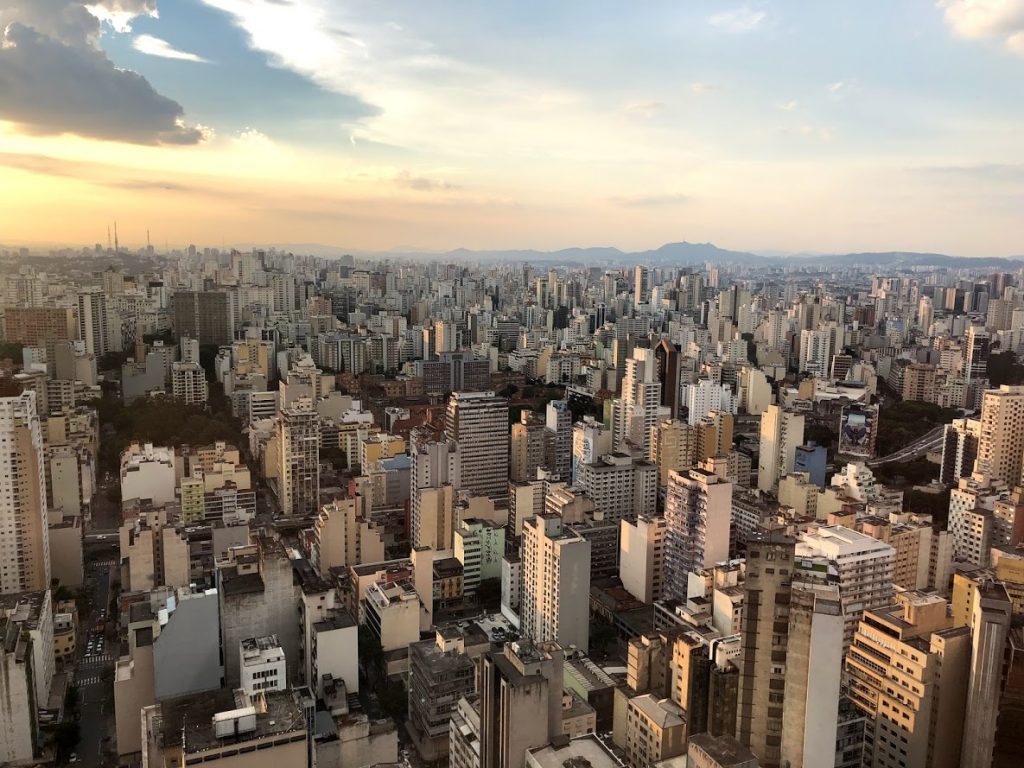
[{"xmin": 0, "ymin": 0, "xmax": 1022, "ymax": 255}]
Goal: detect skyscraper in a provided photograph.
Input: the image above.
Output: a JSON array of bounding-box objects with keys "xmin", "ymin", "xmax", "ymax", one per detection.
[
  {"xmin": 171, "ymin": 290, "xmax": 232, "ymax": 346},
  {"xmin": 962, "ymin": 582, "xmax": 1013, "ymax": 768},
  {"xmin": 520, "ymin": 514, "xmax": 591, "ymax": 652},
  {"xmin": 0, "ymin": 391, "xmax": 50, "ymax": 594},
  {"xmin": 976, "ymin": 385, "xmax": 1024, "ymax": 487},
  {"xmin": 479, "ymin": 640, "xmax": 565, "ymax": 768},
  {"xmin": 445, "ymin": 391, "xmax": 509, "ymax": 503},
  {"xmin": 757, "ymin": 405, "xmax": 805, "ymax": 492},
  {"xmin": 276, "ymin": 398, "xmax": 320, "ymax": 516},
  {"xmin": 736, "ymin": 534, "xmax": 843, "ymax": 768},
  {"xmin": 77, "ymin": 289, "xmax": 111, "ymax": 356},
  {"xmin": 613, "ymin": 347, "xmax": 662, "ymax": 456},
  {"xmin": 845, "ymin": 591, "xmax": 970, "ymax": 768},
  {"xmin": 663, "ymin": 468, "xmax": 731, "ymax": 598}
]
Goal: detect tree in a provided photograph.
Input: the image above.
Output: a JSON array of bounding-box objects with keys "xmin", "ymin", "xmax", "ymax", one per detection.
[
  {"xmin": 0, "ymin": 341, "xmax": 24, "ymax": 361},
  {"xmin": 589, "ymin": 615, "xmax": 617, "ymax": 657}
]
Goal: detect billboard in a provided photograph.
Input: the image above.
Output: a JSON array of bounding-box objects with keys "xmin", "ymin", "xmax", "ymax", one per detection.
[{"xmin": 839, "ymin": 403, "xmax": 877, "ymax": 458}]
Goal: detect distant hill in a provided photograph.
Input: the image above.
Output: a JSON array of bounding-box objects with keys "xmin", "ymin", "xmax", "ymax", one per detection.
[{"xmin": 250, "ymin": 241, "xmax": 1024, "ymax": 269}]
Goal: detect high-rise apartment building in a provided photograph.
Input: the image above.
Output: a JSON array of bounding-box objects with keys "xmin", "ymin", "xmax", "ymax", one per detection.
[
  {"xmin": 0, "ymin": 391, "xmax": 50, "ymax": 594},
  {"xmin": 276, "ymin": 398, "xmax": 320, "ymax": 516},
  {"xmin": 976, "ymin": 385, "xmax": 1024, "ymax": 487},
  {"xmin": 511, "ymin": 410, "xmax": 547, "ymax": 482},
  {"xmin": 576, "ymin": 452, "xmax": 657, "ymax": 522},
  {"xmin": 171, "ymin": 290, "xmax": 232, "ymax": 346},
  {"xmin": 940, "ymin": 417, "xmax": 981, "ymax": 485},
  {"xmin": 613, "ymin": 347, "xmax": 662, "ymax": 456},
  {"xmin": 544, "ymin": 399, "xmax": 573, "ymax": 480},
  {"xmin": 663, "ymin": 468, "xmax": 731, "ymax": 599},
  {"xmin": 902, "ymin": 363, "xmax": 938, "ymax": 403},
  {"xmin": 845, "ymin": 591, "xmax": 971, "ymax": 768},
  {"xmin": 798, "ymin": 526, "xmax": 895, "ymax": 650},
  {"xmin": 798, "ymin": 328, "xmax": 831, "ymax": 379},
  {"xmin": 521, "ymin": 514, "xmax": 591, "ymax": 652},
  {"xmin": 171, "ymin": 361, "xmax": 209, "ymax": 405},
  {"xmin": 757, "ymin": 405, "xmax": 805, "ymax": 492},
  {"xmin": 410, "ymin": 427, "xmax": 461, "ymax": 547},
  {"xmin": 2, "ymin": 307, "xmax": 78, "ymax": 349},
  {"xmin": 446, "ymin": 391, "xmax": 509, "ymax": 503},
  {"xmin": 480, "ymin": 640, "xmax": 565, "ymax": 768},
  {"xmin": 650, "ymin": 419, "xmax": 697, "ymax": 495},
  {"xmin": 962, "ymin": 582, "xmax": 1013, "ymax": 768},
  {"xmin": 619, "ymin": 514, "xmax": 667, "ymax": 603},
  {"xmin": 77, "ymin": 289, "xmax": 112, "ymax": 356},
  {"xmin": 736, "ymin": 534, "xmax": 843, "ymax": 768}
]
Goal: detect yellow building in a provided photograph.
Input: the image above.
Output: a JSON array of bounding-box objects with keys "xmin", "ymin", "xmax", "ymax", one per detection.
[{"xmin": 845, "ymin": 591, "xmax": 970, "ymax": 768}]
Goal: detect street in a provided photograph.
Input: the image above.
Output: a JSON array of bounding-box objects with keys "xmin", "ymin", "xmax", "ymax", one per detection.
[
  {"xmin": 71, "ymin": 558, "xmax": 117, "ymax": 768},
  {"xmin": 867, "ymin": 425, "xmax": 946, "ymax": 467}
]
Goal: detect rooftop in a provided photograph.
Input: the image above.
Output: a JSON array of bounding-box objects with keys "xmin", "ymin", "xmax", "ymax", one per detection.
[{"xmin": 160, "ymin": 689, "xmax": 307, "ymax": 755}]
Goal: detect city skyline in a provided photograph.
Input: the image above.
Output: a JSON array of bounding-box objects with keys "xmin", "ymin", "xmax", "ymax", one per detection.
[{"xmin": 1, "ymin": 1, "xmax": 1023, "ymax": 254}]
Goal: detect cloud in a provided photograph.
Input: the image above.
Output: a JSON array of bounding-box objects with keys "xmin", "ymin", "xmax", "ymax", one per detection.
[
  {"xmin": 0, "ymin": 22, "xmax": 205, "ymax": 144},
  {"xmin": 0, "ymin": 2, "xmax": 206, "ymax": 145},
  {"xmin": 393, "ymin": 170, "xmax": 458, "ymax": 192},
  {"xmin": 133, "ymin": 34, "xmax": 210, "ymax": 62},
  {"xmin": 623, "ymin": 100, "xmax": 667, "ymax": 117},
  {"xmin": 708, "ymin": 6, "xmax": 767, "ymax": 33},
  {"xmin": 937, "ymin": 0, "xmax": 1024, "ymax": 56},
  {"xmin": 779, "ymin": 99, "xmax": 798, "ymax": 111},
  {"xmin": 86, "ymin": 0, "xmax": 158, "ymax": 33},
  {"xmin": 611, "ymin": 192, "xmax": 689, "ymax": 207},
  {"xmin": 690, "ymin": 82, "xmax": 718, "ymax": 93}
]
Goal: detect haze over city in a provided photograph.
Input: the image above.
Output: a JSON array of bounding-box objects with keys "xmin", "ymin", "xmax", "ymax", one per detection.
[{"xmin": 1, "ymin": 0, "xmax": 1024, "ymax": 254}]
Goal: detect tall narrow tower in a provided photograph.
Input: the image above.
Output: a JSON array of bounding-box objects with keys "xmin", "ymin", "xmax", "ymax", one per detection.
[{"xmin": 0, "ymin": 391, "xmax": 50, "ymax": 594}]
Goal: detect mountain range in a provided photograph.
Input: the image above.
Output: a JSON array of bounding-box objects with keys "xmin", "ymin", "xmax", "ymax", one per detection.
[{"xmin": 255, "ymin": 241, "xmax": 1024, "ymax": 269}]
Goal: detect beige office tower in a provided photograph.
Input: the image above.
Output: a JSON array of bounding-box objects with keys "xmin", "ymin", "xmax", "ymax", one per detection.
[
  {"xmin": 961, "ymin": 582, "xmax": 1013, "ymax": 768},
  {"xmin": 697, "ymin": 411, "xmax": 734, "ymax": 463},
  {"xmin": 446, "ymin": 391, "xmax": 509, "ymax": 504},
  {"xmin": 521, "ymin": 514, "xmax": 591, "ymax": 653},
  {"xmin": 757, "ymin": 405, "xmax": 804, "ymax": 492},
  {"xmin": 480, "ymin": 640, "xmax": 564, "ymax": 768},
  {"xmin": 736, "ymin": 534, "xmax": 843, "ymax": 768},
  {"xmin": 976, "ymin": 385, "xmax": 1024, "ymax": 487},
  {"xmin": 0, "ymin": 391, "xmax": 50, "ymax": 594},
  {"xmin": 276, "ymin": 398, "xmax": 320, "ymax": 516},
  {"xmin": 845, "ymin": 592, "xmax": 971, "ymax": 768}
]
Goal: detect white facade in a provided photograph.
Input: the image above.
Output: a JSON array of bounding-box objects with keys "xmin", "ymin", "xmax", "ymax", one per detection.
[
  {"xmin": 682, "ymin": 377, "xmax": 737, "ymax": 426},
  {"xmin": 619, "ymin": 514, "xmax": 666, "ymax": 604},
  {"xmin": 757, "ymin": 405, "xmax": 805, "ymax": 492},
  {"xmin": 119, "ymin": 442, "xmax": 176, "ymax": 508},
  {"xmin": 171, "ymin": 361, "xmax": 209, "ymax": 405},
  {"xmin": 521, "ymin": 513, "xmax": 591, "ymax": 652},
  {"xmin": 797, "ymin": 526, "xmax": 895, "ymax": 650}
]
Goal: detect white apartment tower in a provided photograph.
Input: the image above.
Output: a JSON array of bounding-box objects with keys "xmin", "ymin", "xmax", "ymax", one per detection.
[
  {"xmin": 757, "ymin": 405, "xmax": 805, "ymax": 492},
  {"xmin": 0, "ymin": 391, "xmax": 50, "ymax": 594},
  {"xmin": 613, "ymin": 347, "xmax": 662, "ymax": 456},
  {"xmin": 521, "ymin": 513, "xmax": 591, "ymax": 652},
  {"xmin": 798, "ymin": 328, "xmax": 832, "ymax": 379}
]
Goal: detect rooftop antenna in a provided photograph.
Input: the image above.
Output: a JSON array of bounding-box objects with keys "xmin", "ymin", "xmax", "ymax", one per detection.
[
  {"xmin": 147, "ymin": 229, "xmax": 151, "ymax": 250},
  {"xmin": 107, "ymin": 225, "xmax": 111, "ymax": 251},
  {"xmin": 114, "ymin": 221, "xmax": 119, "ymax": 254}
]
